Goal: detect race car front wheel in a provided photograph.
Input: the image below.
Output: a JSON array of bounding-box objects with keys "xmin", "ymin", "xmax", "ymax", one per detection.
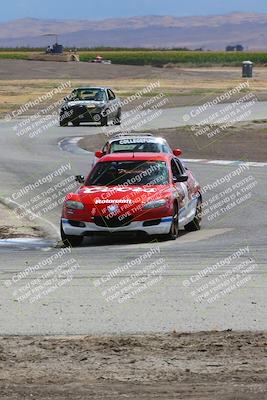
[
  {"xmin": 165, "ymin": 202, "xmax": 179, "ymax": 240},
  {"xmin": 60, "ymin": 222, "xmax": 83, "ymax": 247},
  {"xmin": 101, "ymin": 115, "xmax": 108, "ymax": 126},
  {"xmin": 184, "ymin": 195, "xmax": 202, "ymax": 232},
  {"xmin": 60, "ymin": 118, "xmax": 68, "ymax": 127},
  {"xmin": 72, "ymin": 119, "xmax": 80, "ymax": 127}
]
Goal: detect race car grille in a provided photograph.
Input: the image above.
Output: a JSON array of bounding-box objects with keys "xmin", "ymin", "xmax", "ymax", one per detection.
[{"xmin": 93, "ymin": 216, "xmax": 133, "ymax": 228}]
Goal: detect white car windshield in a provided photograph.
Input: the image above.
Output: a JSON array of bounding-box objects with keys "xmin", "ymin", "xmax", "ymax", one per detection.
[{"xmin": 109, "ymin": 139, "xmax": 169, "ymax": 154}]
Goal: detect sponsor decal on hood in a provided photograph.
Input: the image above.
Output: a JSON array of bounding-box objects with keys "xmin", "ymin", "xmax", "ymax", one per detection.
[
  {"xmin": 67, "ymin": 100, "xmax": 102, "ymax": 107},
  {"xmin": 95, "ymin": 199, "xmax": 132, "ymax": 204},
  {"xmin": 83, "ymin": 186, "xmax": 157, "ymax": 194}
]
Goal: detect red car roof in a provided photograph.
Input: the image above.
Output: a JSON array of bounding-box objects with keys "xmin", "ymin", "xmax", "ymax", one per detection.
[{"xmin": 99, "ymin": 152, "xmax": 171, "ymax": 162}]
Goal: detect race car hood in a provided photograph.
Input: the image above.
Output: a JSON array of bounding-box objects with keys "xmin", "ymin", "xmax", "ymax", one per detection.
[
  {"xmin": 65, "ymin": 185, "xmax": 172, "ymax": 207},
  {"xmin": 63, "ymin": 185, "xmax": 173, "ymax": 221},
  {"xmin": 76, "ymin": 185, "xmax": 171, "ymax": 204}
]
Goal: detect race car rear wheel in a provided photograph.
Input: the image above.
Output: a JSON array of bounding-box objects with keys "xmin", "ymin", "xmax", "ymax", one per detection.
[
  {"xmin": 184, "ymin": 196, "xmax": 202, "ymax": 232},
  {"xmin": 113, "ymin": 109, "xmax": 121, "ymax": 125},
  {"xmin": 165, "ymin": 202, "xmax": 179, "ymax": 240},
  {"xmin": 60, "ymin": 222, "xmax": 83, "ymax": 247}
]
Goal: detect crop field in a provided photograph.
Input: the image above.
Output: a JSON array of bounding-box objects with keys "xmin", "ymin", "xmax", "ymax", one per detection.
[
  {"xmin": 0, "ymin": 51, "xmax": 29, "ymax": 60},
  {"xmin": 79, "ymin": 50, "xmax": 267, "ymax": 66},
  {"xmin": 1, "ymin": 49, "xmax": 267, "ymax": 65}
]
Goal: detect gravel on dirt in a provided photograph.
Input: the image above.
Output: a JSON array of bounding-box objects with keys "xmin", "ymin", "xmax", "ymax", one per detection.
[{"xmin": 0, "ymin": 331, "xmax": 266, "ymax": 399}]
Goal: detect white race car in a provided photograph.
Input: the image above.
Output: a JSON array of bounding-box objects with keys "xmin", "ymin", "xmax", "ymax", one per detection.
[{"xmin": 93, "ymin": 134, "xmax": 183, "ymax": 165}]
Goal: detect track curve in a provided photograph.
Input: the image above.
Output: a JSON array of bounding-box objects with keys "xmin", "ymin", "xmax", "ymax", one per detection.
[{"xmin": 0, "ymin": 115, "xmax": 266, "ymax": 335}]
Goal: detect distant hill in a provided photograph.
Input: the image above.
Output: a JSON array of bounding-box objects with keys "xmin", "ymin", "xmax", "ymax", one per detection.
[{"xmin": 0, "ymin": 13, "xmax": 267, "ymax": 49}]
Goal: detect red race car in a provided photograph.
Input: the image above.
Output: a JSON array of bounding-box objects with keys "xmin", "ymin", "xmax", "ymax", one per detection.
[{"xmin": 60, "ymin": 153, "xmax": 202, "ymax": 246}]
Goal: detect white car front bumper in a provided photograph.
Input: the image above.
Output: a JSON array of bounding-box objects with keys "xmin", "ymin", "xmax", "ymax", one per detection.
[{"xmin": 61, "ymin": 217, "xmax": 172, "ymax": 236}]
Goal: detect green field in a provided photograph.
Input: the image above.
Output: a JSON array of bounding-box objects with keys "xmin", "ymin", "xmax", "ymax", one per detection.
[
  {"xmin": 1, "ymin": 49, "xmax": 267, "ymax": 66},
  {"xmin": 79, "ymin": 51, "xmax": 267, "ymax": 66},
  {"xmin": 0, "ymin": 51, "xmax": 29, "ymax": 60}
]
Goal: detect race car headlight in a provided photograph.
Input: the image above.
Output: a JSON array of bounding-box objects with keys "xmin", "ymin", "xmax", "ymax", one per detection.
[
  {"xmin": 65, "ymin": 201, "xmax": 85, "ymax": 210},
  {"xmin": 143, "ymin": 199, "xmax": 167, "ymax": 210},
  {"xmin": 96, "ymin": 102, "xmax": 105, "ymax": 107},
  {"xmin": 86, "ymin": 105, "xmax": 96, "ymax": 109}
]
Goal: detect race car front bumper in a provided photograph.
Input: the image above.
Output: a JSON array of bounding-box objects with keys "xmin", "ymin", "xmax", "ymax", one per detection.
[
  {"xmin": 61, "ymin": 105, "xmax": 104, "ymax": 122},
  {"xmin": 61, "ymin": 217, "xmax": 172, "ymax": 236}
]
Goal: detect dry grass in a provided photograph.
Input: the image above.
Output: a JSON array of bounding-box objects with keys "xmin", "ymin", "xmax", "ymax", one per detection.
[{"xmin": 1, "ymin": 68, "xmax": 267, "ymax": 117}]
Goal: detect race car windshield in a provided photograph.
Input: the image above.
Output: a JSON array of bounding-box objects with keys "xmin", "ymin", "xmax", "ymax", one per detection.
[
  {"xmin": 72, "ymin": 88, "xmax": 106, "ymax": 101},
  {"xmin": 110, "ymin": 140, "xmax": 167, "ymax": 153},
  {"xmin": 87, "ymin": 161, "xmax": 169, "ymax": 186}
]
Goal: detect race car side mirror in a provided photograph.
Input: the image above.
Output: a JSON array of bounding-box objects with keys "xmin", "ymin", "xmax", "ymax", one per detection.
[
  {"xmin": 173, "ymin": 148, "xmax": 182, "ymax": 157},
  {"xmin": 173, "ymin": 175, "xmax": 188, "ymax": 183},
  {"xmin": 75, "ymin": 175, "xmax": 85, "ymax": 183},
  {"xmin": 95, "ymin": 150, "xmax": 104, "ymax": 158}
]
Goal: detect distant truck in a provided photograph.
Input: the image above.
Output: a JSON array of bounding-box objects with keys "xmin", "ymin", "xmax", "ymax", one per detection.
[
  {"xmin": 46, "ymin": 42, "xmax": 64, "ymax": 54},
  {"xmin": 29, "ymin": 43, "xmax": 79, "ymax": 62},
  {"xmin": 226, "ymin": 44, "xmax": 244, "ymax": 52}
]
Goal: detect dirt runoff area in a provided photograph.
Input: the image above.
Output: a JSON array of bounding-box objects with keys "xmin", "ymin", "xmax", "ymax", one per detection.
[
  {"xmin": 78, "ymin": 120, "xmax": 267, "ymax": 163},
  {"xmin": 0, "ymin": 330, "xmax": 266, "ymax": 400},
  {"xmin": 0, "ymin": 201, "xmax": 44, "ymax": 239}
]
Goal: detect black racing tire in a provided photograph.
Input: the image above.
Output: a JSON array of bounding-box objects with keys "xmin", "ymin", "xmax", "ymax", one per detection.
[
  {"xmin": 101, "ymin": 115, "xmax": 108, "ymax": 126},
  {"xmin": 101, "ymin": 109, "xmax": 109, "ymax": 126},
  {"xmin": 60, "ymin": 118, "xmax": 68, "ymax": 127},
  {"xmin": 60, "ymin": 222, "xmax": 83, "ymax": 247},
  {"xmin": 184, "ymin": 195, "xmax": 202, "ymax": 232},
  {"xmin": 72, "ymin": 119, "xmax": 80, "ymax": 127},
  {"xmin": 113, "ymin": 109, "xmax": 122, "ymax": 125},
  {"xmin": 164, "ymin": 202, "xmax": 179, "ymax": 240}
]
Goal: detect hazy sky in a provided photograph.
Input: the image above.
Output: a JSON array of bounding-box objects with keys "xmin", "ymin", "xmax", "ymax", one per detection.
[{"xmin": 1, "ymin": 0, "xmax": 267, "ymax": 21}]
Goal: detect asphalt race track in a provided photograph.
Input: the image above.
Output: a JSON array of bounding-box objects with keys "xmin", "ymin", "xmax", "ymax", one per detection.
[{"xmin": 0, "ymin": 110, "xmax": 266, "ymax": 335}]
